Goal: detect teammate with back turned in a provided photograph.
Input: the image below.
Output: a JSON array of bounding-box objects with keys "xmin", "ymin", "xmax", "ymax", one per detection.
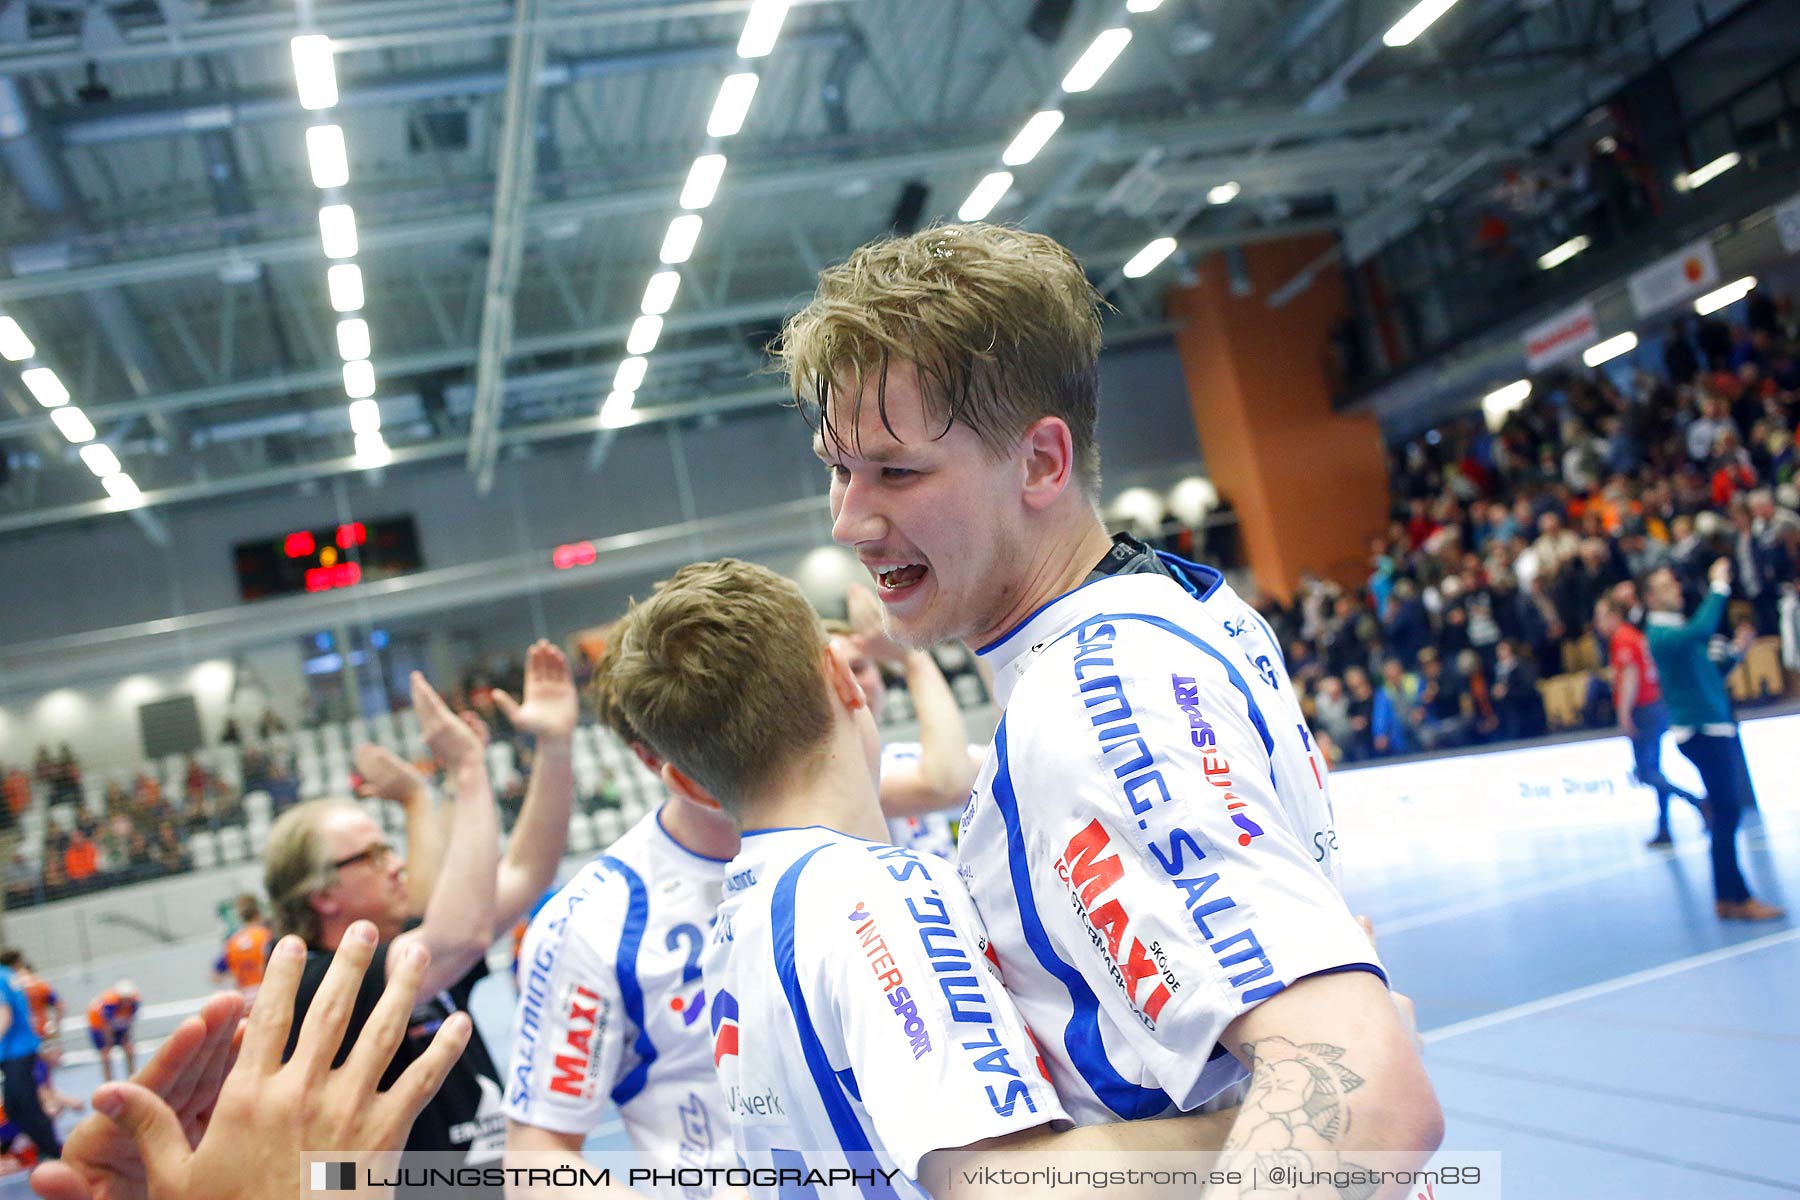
[
  {"xmin": 502, "ymin": 625, "xmax": 741, "ymax": 1200},
  {"xmin": 782, "ymin": 221, "xmax": 1442, "ymax": 1195}
]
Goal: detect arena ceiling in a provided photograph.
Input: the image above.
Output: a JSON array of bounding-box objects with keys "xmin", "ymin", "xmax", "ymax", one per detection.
[{"xmin": 0, "ymin": 0, "xmax": 1750, "ymax": 542}]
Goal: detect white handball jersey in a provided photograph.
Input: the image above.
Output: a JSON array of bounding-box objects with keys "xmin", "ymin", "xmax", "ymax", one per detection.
[
  {"xmin": 961, "ymin": 561, "xmax": 1382, "ymax": 1126},
  {"xmin": 705, "ymin": 827, "xmax": 1067, "ymax": 1196},
  {"xmin": 880, "ymin": 742, "xmax": 963, "ymax": 862},
  {"xmin": 506, "ymin": 808, "xmax": 734, "ymax": 1197}
]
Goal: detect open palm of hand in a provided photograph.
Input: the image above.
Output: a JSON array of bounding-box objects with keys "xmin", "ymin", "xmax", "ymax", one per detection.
[{"xmin": 491, "ymin": 640, "xmax": 578, "ymax": 739}]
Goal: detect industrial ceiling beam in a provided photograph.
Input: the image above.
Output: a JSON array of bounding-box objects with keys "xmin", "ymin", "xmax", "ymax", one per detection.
[{"xmin": 467, "ymin": 0, "xmax": 547, "ymax": 493}]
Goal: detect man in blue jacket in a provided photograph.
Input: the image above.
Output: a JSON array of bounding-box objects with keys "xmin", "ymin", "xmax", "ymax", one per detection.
[{"xmin": 1645, "ymin": 558, "xmax": 1785, "ymax": 921}]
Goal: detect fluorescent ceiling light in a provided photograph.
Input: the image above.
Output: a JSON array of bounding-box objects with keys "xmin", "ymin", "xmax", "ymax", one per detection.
[
  {"xmin": 600, "ymin": 390, "xmax": 637, "ymax": 428},
  {"xmin": 336, "ymin": 317, "xmax": 371, "ymax": 361},
  {"xmin": 958, "ymin": 171, "xmax": 1014, "ymax": 221},
  {"xmin": 1208, "ymin": 181, "xmax": 1240, "ymax": 204},
  {"xmin": 680, "ymin": 154, "xmax": 728, "ymax": 210},
  {"xmin": 318, "ymin": 204, "xmax": 358, "ymax": 259},
  {"xmin": 1694, "ymin": 276, "xmax": 1756, "ymax": 317},
  {"xmin": 627, "ymin": 315, "xmax": 663, "ymax": 356},
  {"xmin": 1126, "ymin": 0, "xmax": 1164, "ymax": 10},
  {"xmin": 707, "ymin": 72, "xmax": 760, "ymax": 138},
  {"xmin": 1383, "ymin": 0, "xmax": 1460, "ymax": 46},
  {"xmin": 21, "ymin": 366, "xmax": 69, "ymax": 407},
  {"xmin": 353, "ymin": 431, "xmax": 390, "ymax": 468},
  {"xmin": 1678, "ymin": 151, "xmax": 1740, "ymax": 191},
  {"xmin": 348, "ymin": 397, "xmax": 382, "ymax": 434},
  {"xmin": 1122, "ymin": 237, "xmax": 1178, "ymax": 279},
  {"xmin": 641, "ymin": 271, "xmax": 681, "ymax": 315},
  {"xmin": 737, "ymin": 0, "xmax": 791, "ymax": 58},
  {"xmin": 660, "ymin": 214, "xmax": 703, "ymax": 264},
  {"xmin": 0, "ymin": 315, "xmax": 33, "ymax": 362},
  {"xmin": 50, "ymin": 406, "xmax": 96, "ymax": 443},
  {"xmin": 1483, "ymin": 379, "xmax": 1531, "ymax": 409},
  {"xmin": 1002, "ymin": 110, "xmax": 1065, "ymax": 167},
  {"xmin": 1536, "ymin": 235, "xmax": 1590, "ymax": 270},
  {"xmin": 1062, "ymin": 28, "xmax": 1132, "ymax": 93},
  {"xmin": 343, "ymin": 359, "xmax": 376, "ymax": 399},
  {"xmin": 102, "ymin": 473, "xmax": 141, "ymax": 504},
  {"xmin": 614, "ymin": 356, "xmax": 649, "ymax": 393},
  {"xmin": 327, "ymin": 263, "xmax": 365, "ymax": 312},
  {"xmin": 1582, "ymin": 331, "xmax": 1638, "ymax": 367},
  {"xmin": 290, "ymin": 35, "xmax": 338, "ymax": 111},
  {"xmin": 306, "ymin": 123, "xmax": 349, "ymax": 189},
  {"xmin": 80, "ymin": 442, "xmax": 121, "ymax": 477}
]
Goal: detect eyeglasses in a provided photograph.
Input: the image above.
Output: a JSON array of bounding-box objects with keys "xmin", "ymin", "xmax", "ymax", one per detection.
[{"xmin": 330, "ymin": 841, "xmax": 395, "ymax": 872}]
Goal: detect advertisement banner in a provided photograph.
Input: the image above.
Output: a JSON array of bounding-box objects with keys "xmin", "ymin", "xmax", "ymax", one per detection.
[
  {"xmin": 1627, "ymin": 239, "xmax": 1720, "ymax": 317},
  {"xmin": 1521, "ymin": 301, "xmax": 1599, "ymax": 371}
]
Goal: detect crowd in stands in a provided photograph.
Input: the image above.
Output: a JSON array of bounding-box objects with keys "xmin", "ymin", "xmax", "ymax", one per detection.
[
  {"xmin": 1273, "ymin": 286, "xmax": 1800, "ymax": 764},
  {"xmin": 5, "ymin": 290, "xmax": 1798, "ymax": 904}
]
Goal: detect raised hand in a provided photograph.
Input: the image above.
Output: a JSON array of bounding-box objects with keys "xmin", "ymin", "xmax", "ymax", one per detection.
[
  {"xmin": 48, "ymin": 924, "xmax": 468, "ymax": 1200},
  {"xmin": 490, "ymin": 641, "xmax": 578, "ymax": 740},
  {"xmin": 31, "ymin": 992, "xmax": 245, "ymax": 1200},
  {"xmin": 353, "ymin": 744, "xmax": 428, "ymax": 807},
  {"xmin": 412, "ymin": 672, "xmax": 484, "ymax": 771}
]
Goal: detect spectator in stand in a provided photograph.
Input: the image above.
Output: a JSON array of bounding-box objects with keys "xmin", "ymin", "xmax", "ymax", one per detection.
[
  {"xmin": 61, "ymin": 829, "xmax": 97, "ymax": 891},
  {"xmin": 1, "ymin": 770, "xmax": 27, "ymax": 821},
  {"xmin": 1311, "ymin": 675, "xmax": 1355, "ymax": 760},
  {"xmin": 85, "ymin": 982, "xmax": 139, "ymax": 1083},
  {"xmin": 1414, "ymin": 649, "xmax": 1468, "ymax": 750},
  {"xmin": 1594, "ymin": 595, "xmax": 1707, "ymax": 848},
  {"xmin": 1489, "ymin": 639, "xmax": 1546, "ymax": 741},
  {"xmin": 1457, "ymin": 648, "xmax": 1501, "ymax": 742},
  {"xmin": 1342, "ymin": 666, "xmax": 1377, "ymax": 761},
  {"xmin": 255, "ymin": 708, "xmax": 288, "ymax": 740},
  {"xmin": 1645, "ymin": 560, "xmax": 1784, "ymax": 921},
  {"xmin": 1373, "ymin": 658, "xmax": 1420, "ymax": 757},
  {"xmin": 1385, "ymin": 578, "xmax": 1433, "ymax": 667}
]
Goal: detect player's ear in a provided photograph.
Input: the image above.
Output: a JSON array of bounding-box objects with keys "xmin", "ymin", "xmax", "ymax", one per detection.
[
  {"xmin": 822, "ymin": 640, "xmax": 866, "ymax": 713},
  {"xmin": 1018, "ymin": 415, "xmax": 1076, "ymax": 511},
  {"xmin": 629, "ymin": 742, "xmax": 664, "ymax": 775},
  {"xmin": 660, "ymin": 761, "xmax": 723, "ymax": 811}
]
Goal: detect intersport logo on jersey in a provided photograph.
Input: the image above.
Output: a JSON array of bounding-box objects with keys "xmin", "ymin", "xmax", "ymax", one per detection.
[{"xmin": 1054, "ymin": 819, "xmax": 1178, "ymax": 1029}]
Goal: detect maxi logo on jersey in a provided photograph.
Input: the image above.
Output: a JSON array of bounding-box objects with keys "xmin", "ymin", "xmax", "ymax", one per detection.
[
  {"xmin": 1055, "ymin": 819, "xmax": 1176, "ymax": 1028},
  {"xmin": 549, "ymin": 982, "xmax": 611, "ymax": 1101},
  {"xmin": 848, "ymin": 899, "xmax": 933, "ymax": 1060},
  {"xmin": 863, "ymin": 844, "xmax": 1042, "ymax": 1118}
]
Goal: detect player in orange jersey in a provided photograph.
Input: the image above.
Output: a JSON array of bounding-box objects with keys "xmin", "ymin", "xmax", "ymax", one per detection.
[
  {"xmin": 85, "ymin": 981, "xmax": 139, "ymax": 1083},
  {"xmin": 211, "ymin": 894, "xmax": 274, "ymax": 1000}
]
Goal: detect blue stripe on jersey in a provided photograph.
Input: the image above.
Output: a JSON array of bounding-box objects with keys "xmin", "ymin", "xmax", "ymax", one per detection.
[
  {"xmin": 601, "ymin": 855, "xmax": 658, "ymax": 1106},
  {"xmin": 990, "ymin": 715, "xmax": 1172, "ymax": 1122},
  {"xmin": 771, "ymin": 847, "xmax": 902, "ymax": 1200},
  {"xmin": 1055, "ymin": 612, "xmax": 1277, "ymax": 760}
]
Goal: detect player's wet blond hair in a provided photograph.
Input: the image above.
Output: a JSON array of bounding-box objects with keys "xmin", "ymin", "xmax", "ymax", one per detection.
[{"xmin": 781, "ymin": 222, "xmax": 1106, "ymax": 496}]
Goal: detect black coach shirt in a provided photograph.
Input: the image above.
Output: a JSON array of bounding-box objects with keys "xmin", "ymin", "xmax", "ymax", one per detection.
[{"xmin": 286, "ymin": 930, "xmax": 506, "ymax": 1197}]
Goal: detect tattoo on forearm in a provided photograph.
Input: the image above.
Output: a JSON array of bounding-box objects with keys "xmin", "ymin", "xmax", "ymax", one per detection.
[{"xmin": 1215, "ymin": 1037, "xmax": 1379, "ymax": 1199}]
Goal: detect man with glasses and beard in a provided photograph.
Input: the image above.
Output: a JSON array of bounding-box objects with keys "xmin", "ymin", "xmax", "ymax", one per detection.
[{"xmin": 264, "ymin": 649, "xmax": 575, "ymax": 1193}]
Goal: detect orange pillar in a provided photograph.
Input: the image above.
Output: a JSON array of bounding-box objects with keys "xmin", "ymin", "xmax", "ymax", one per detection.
[{"xmin": 1166, "ymin": 236, "xmax": 1390, "ymax": 603}]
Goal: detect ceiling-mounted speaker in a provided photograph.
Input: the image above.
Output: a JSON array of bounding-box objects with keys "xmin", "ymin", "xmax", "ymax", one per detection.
[
  {"xmin": 889, "ymin": 180, "xmax": 930, "ymax": 235},
  {"xmin": 1026, "ymin": 0, "xmax": 1075, "ymax": 45}
]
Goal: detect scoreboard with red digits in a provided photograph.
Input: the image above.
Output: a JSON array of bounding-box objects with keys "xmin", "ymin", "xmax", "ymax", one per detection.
[{"xmin": 233, "ymin": 515, "xmax": 423, "ymax": 602}]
